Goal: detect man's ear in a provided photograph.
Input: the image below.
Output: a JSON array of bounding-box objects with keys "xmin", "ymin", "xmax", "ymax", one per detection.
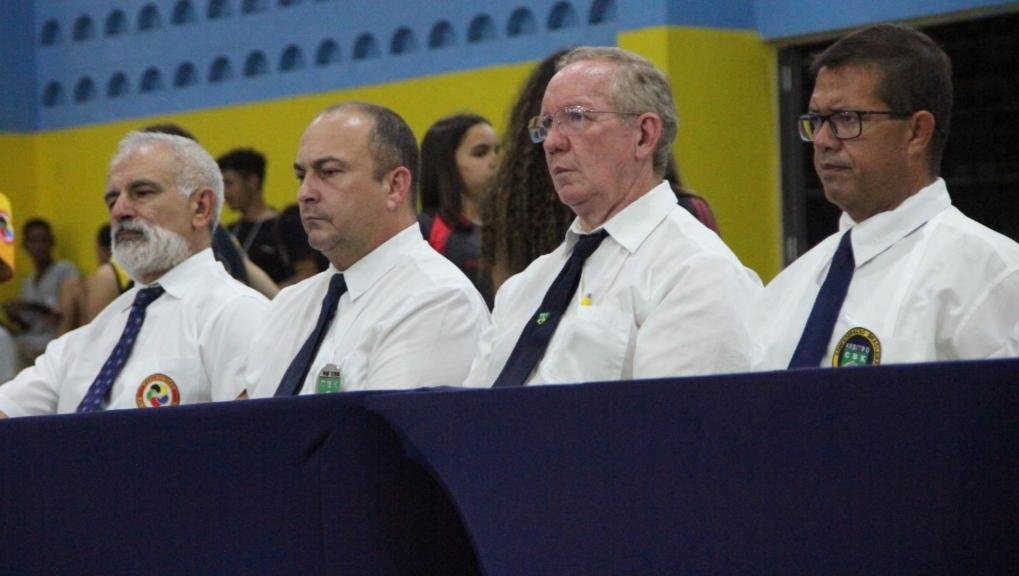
[
  {"xmin": 634, "ymin": 113, "xmax": 663, "ymax": 163},
  {"xmin": 383, "ymin": 166, "xmax": 413, "ymax": 212},
  {"xmin": 907, "ymin": 110, "xmax": 936, "ymax": 160},
  {"xmin": 191, "ymin": 188, "xmax": 217, "ymax": 230}
]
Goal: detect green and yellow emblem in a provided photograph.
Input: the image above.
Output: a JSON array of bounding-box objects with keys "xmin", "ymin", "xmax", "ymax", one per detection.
[{"xmin": 832, "ymin": 327, "xmax": 881, "ymax": 367}]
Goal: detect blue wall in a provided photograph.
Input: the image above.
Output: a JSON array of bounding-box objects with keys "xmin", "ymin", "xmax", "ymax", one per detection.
[
  {"xmin": 3, "ymin": 0, "xmax": 1016, "ymax": 132},
  {"xmin": 0, "ymin": 1, "xmax": 37, "ymax": 132},
  {"xmin": 753, "ymin": 0, "xmax": 1014, "ymax": 40},
  {"xmin": 24, "ymin": 0, "xmax": 626, "ymax": 131}
]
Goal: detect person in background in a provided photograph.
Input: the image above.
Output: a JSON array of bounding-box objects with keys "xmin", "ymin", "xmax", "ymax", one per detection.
[
  {"xmin": 274, "ymin": 203, "xmax": 329, "ymax": 288},
  {"xmin": 76, "ymin": 224, "xmax": 134, "ymax": 326},
  {"xmin": 753, "ymin": 23, "xmax": 1019, "ymax": 369},
  {"xmin": 0, "ymin": 193, "xmax": 20, "ymax": 381},
  {"xmin": 665, "ymin": 157, "xmax": 720, "ymax": 235},
  {"xmin": 0, "ymin": 131, "xmax": 268, "ymax": 417},
  {"xmin": 218, "ymin": 148, "xmax": 291, "ymax": 283},
  {"xmin": 418, "ymin": 113, "xmax": 500, "ymax": 305},
  {"xmin": 2, "ymin": 218, "xmax": 80, "ymax": 363},
  {"xmin": 246, "ymin": 102, "xmax": 489, "ymax": 398},
  {"xmin": 465, "ymin": 47, "xmax": 760, "ymax": 388},
  {"xmin": 482, "ymin": 50, "xmax": 575, "ymax": 294},
  {"xmin": 54, "ymin": 224, "xmax": 127, "ymax": 335}
]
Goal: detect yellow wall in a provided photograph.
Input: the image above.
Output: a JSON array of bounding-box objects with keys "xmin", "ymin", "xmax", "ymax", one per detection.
[
  {"xmin": 0, "ymin": 132, "xmax": 41, "ymax": 302},
  {"xmin": 622, "ymin": 26, "xmax": 781, "ymax": 280},
  {"xmin": 0, "ymin": 26, "xmax": 782, "ymax": 306}
]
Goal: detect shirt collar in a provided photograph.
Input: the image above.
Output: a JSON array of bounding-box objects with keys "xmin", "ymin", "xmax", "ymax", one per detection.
[
  {"xmin": 838, "ymin": 178, "xmax": 951, "ymax": 268},
  {"xmin": 118, "ymin": 247, "xmax": 215, "ymax": 311},
  {"xmin": 334, "ymin": 223, "xmax": 423, "ymax": 301},
  {"xmin": 566, "ymin": 180, "xmax": 676, "ymax": 254}
]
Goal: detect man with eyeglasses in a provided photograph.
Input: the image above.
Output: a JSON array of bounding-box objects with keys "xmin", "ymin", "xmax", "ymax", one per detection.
[
  {"xmin": 753, "ymin": 24, "xmax": 1019, "ymax": 370},
  {"xmin": 464, "ymin": 47, "xmax": 761, "ymax": 388}
]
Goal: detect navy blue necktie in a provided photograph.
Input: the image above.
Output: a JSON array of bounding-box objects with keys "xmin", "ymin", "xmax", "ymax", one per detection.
[
  {"xmin": 77, "ymin": 285, "xmax": 165, "ymax": 413},
  {"xmin": 493, "ymin": 230, "xmax": 609, "ymax": 387},
  {"xmin": 275, "ymin": 274, "xmax": 347, "ymax": 396},
  {"xmin": 788, "ymin": 229, "xmax": 855, "ymax": 368}
]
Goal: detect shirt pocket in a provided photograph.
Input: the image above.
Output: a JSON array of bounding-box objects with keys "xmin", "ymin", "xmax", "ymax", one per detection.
[{"xmin": 538, "ymin": 305, "xmax": 632, "ymax": 384}]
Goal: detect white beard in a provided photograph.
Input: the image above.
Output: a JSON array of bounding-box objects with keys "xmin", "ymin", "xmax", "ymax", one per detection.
[{"xmin": 112, "ymin": 219, "xmax": 191, "ymax": 282}]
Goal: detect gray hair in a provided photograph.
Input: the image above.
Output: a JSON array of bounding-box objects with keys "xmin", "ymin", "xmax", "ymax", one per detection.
[
  {"xmin": 111, "ymin": 131, "xmax": 224, "ymax": 230},
  {"xmin": 557, "ymin": 47, "xmax": 679, "ymax": 176}
]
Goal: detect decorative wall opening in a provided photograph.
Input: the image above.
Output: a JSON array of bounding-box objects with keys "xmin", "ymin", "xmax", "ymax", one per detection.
[
  {"xmin": 353, "ymin": 33, "xmax": 381, "ymax": 60},
  {"xmin": 548, "ymin": 2, "xmax": 579, "ymax": 30},
  {"xmin": 74, "ymin": 77, "xmax": 97, "ymax": 103},
  {"xmin": 175, "ymin": 62, "xmax": 200, "ymax": 87},
  {"xmin": 41, "ymin": 20, "xmax": 62, "ymax": 46},
  {"xmin": 280, "ymin": 45, "xmax": 306, "ymax": 71},
  {"xmin": 244, "ymin": 51, "xmax": 270, "ymax": 77},
  {"xmin": 42, "ymin": 82, "xmax": 66, "ymax": 108},
  {"xmin": 507, "ymin": 8, "xmax": 538, "ymax": 37},
  {"xmin": 391, "ymin": 27, "xmax": 419, "ymax": 55},
  {"xmin": 315, "ymin": 39, "xmax": 340, "ymax": 66},
  {"xmin": 242, "ymin": 0, "xmax": 269, "ymax": 14},
  {"xmin": 428, "ymin": 21, "xmax": 456, "ymax": 49},
  {"xmin": 207, "ymin": 0, "xmax": 233, "ymax": 19},
  {"xmin": 73, "ymin": 16, "xmax": 96, "ymax": 42},
  {"xmin": 138, "ymin": 4, "xmax": 163, "ymax": 31},
  {"xmin": 105, "ymin": 10, "xmax": 129, "ymax": 36},
  {"xmin": 209, "ymin": 57, "xmax": 234, "ymax": 82},
  {"xmin": 107, "ymin": 73, "xmax": 130, "ymax": 98},
  {"xmin": 588, "ymin": 0, "xmax": 616, "ymax": 24},
  {"xmin": 172, "ymin": 1, "xmax": 198, "ymax": 25},
  {"xmin": 467, "ymin": 14, "xmax": 496, "ymax": 43},
  {"xmin": 140, "ymin": 67, "xmax": 164, "ymax": 92}
]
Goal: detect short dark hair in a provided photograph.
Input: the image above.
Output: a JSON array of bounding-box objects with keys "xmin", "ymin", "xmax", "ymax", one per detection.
[
  {"xmin": 23, "ymin": 218, "xmax": 52, "ymax": 237},
  {"xmin": 141, "ymin": 123, "xmax": 197, "ymax": 142},
  {"xmin": 217, "ymin": 148, "xmax": 267, "ymax": 185},
  {"xmin": 811, "ymin": 23, "xmax": 953, "ymax": 175},
  {"xmin": 318, "ymin": 102, "xmax": 420, "ymax": 195},
  {"xmin": 419, "ymin": 113, "xmax": 490, "ymax": 227}
]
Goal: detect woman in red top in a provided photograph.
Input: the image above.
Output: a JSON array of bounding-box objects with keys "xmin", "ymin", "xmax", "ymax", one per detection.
[{"xmin": 418, "ymin": 113, "xmax": 500, "ymax": 306}]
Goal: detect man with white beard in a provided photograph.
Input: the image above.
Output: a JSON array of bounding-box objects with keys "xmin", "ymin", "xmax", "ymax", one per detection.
[{"xmin": 0, "ymin": 131, "xmax": 268, "ymax": 417}]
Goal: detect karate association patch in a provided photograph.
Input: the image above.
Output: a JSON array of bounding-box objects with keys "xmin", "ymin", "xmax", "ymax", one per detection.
[
  {"xmin": 832, "ymin": 327, "xmax": 881, "ymax": 367},
  {"xmin": 135, "ymin": 373, "xmax": 181, "ymax": 408}
]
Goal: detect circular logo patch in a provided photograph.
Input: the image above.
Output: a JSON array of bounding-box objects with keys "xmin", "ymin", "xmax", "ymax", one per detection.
[
  {"xmin": 832, "ymin": 327, "xmax": 881, "ymax": 367},
  {"xmin": 135, "ymin": 373, "xmax": 181, "ymax": 408}
]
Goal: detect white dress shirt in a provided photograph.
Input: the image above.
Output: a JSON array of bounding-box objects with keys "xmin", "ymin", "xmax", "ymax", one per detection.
[
  {"xmin": 753, "ymin": 178, "xmax": 1019, "ymax": 370},
  {"xmin": 247, "ymin": 224, "xmax": 490, "ymax": 397},
  {"xmin": 465, "ymin": 181, "xmax": 762, "ymax": 387},
  {"xmin": 0, "ymin": 248, "xmax": 269, "ymax": 416}
]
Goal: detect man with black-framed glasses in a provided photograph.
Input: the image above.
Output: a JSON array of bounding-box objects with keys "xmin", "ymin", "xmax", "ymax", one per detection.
[
  {"xmin": 465, "ymin": 47, "xmax": 760, "ymax": 387},
  {"xmin": 753, "ymin": 23, "xmax": 1019, "ymax": 370}
]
